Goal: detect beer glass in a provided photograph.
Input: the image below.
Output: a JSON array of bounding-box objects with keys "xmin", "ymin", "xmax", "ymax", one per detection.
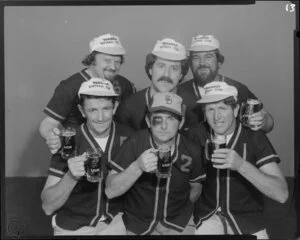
[
  {"xmin": 205, "ymin": 135, "xmax": 226, "ymax": 163},
  {"xmin": 239, "ymin": 98, "xmax": 263, "ymax": 128},
  {"xmin": 85, "ymin": 148, "xmax": 102, "ymax": 182},
  {"xmin": 156, "ymin": 144, "xmax": 172, "ymax": 178},
  {"xmin": 61, "ymin": 127, "xmax": 76, "ymax": 160}
]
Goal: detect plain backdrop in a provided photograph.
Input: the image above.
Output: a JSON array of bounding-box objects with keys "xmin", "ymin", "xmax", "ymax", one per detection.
[{"xmin": 4, "ymin": 2, "xmax": 295, "ymax": 177}]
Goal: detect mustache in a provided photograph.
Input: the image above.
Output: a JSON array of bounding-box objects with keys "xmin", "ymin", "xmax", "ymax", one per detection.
[
  {"xmin": 198, "ymin": 65, "xmax": 210, "ymax": 69},
  {"xmin": 157, "ymin": 76, "xmax": 174, "ymax": 84},
  {"xmin": 104, "ymin": 67, "xmax": 117, "ymax": 72}
]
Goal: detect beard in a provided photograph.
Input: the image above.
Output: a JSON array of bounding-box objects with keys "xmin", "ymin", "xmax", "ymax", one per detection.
[{"xmin": 193, "ymin": 67, "xmax": 218, "ymax": 86}]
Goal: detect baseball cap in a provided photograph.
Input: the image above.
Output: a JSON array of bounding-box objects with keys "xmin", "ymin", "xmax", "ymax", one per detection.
[
  {"xmin": 149, "ymin": 92, "xmax": 183, "ymax": 117},
  {"xmin": 152, "ymin": 38, "xmax": 186, "ymax": 61},
  {"xmin": 78, "ymin": 78, "xmax": 118, "ymax": 98},
  {"xmin": 89, "ymin": 33, "xmax": 126, "ymax": 55},
  {"xmin": 189, "ymin": 35, "xmax": 220, "ymax": 52},
  {"xmin": 197, "ymin": 82, "xmax": 238, "ymax": 104}
]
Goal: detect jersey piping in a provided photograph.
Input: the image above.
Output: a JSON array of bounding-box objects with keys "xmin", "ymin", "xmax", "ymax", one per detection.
[{"xmin": 81, "ymin": 122, "xmax": 116, "ymax": 225}]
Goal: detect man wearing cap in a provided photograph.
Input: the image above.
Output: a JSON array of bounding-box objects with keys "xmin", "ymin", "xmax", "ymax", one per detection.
[
  {"xmin": 178, "ymin": 34, "xmax": 274, "ymax": 133},
  {"xmin": 115, "ymin": 37, "xmax": 189, "ymax": 131},
  {"xmin": 186, "ymin": 81, "xmax": 288, "ymax": 239},
  {"xmin": 41, "ymin": 78, "xmax": 133, "ymax": 235},
  {"xmin": 105, "ymin": 92, "xmax": 206, "ymax": 235},
  {"xmin": 39, "ymin": 33, "xmax": 136, "ymax": 154}
]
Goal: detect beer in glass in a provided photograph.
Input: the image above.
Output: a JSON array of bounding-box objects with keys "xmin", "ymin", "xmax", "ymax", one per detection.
[
  {"xmin": 205, "ymin": 135, "xmax": 226, "ymax": 164},
  {"xmin": 239, "ymin": 98, "xmax": 263, "ymax": 128},
  {"xmin": 85, "ymin": 148, "xmax": 102, "ymax": 182},
  {"xmin": 156, "ymin": 144, "xmax": 172, "ymax": 178},
  {"xmin": 61, "ymin": 127, "xmax": 76, "ymax": 159}
]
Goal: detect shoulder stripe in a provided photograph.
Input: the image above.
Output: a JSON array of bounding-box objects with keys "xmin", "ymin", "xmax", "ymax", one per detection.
[
  {"xmin": 49, "ymin": 167, "xmax": 65, "ymax": 176},
  {"xmin": 44, "ymin": 107, "xmax": 65, "ymax": 120},
  {"xmin": 80, "ymin": 70, "xmax": 91, "ymax": 81},
  {"xmin": 145, "ymin": 88, "xmax": 150, "ymax": 109},
  {"xmin": 256, "ymin": 155, "xmax": 279, "ymax": 166},
  {"xmin": 109, "ymin": 161, "xmax": 124, "ymax": 172}
]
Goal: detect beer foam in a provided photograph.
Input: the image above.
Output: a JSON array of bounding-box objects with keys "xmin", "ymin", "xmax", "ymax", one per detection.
[
  {"xmin": 213, "ymin": 135, "xmax": 226, "ymax": 145},
  {"xmin": 62, "ymin": 131, "xmax": 76, "ymax": 137},
  {"xmin": 247, "ymin": 99, "xmax": 260, "ymax": 105}
]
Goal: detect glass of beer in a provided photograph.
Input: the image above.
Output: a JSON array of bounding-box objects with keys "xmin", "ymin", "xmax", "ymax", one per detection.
[
  {"xmin": 156, "ymin": 144, "xmax": 172, "ymax": 178},
  {"xmin": 61, "ymin": 127, "xmax": 76, "ymax": 160},
  {"xmin": 205, "ymin": 135, "xmax": 227, "ymax": 164},
  {"xmin": 239, "ymin": 98, "xmax": 263, "ymax": 128},
  {"xmin": 85, "ymin": 148, "xmax": 102, "ymax": 183}
]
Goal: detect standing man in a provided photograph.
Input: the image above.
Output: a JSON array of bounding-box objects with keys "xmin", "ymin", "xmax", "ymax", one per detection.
[
  {"xmin": 106, "ymin": 92, "xmax": 206, "ymax": 235},
  {"xmin": 178, "ymin": 34, "xmax": 274, "ymax": 132},
  {"xmin": 40, "ymin": 33, "xmax": 136, "ymax": 153},
  {"xmin": 187, "ymin": 82, "xmax": 288, "ymax": 239},
  {"xmin": 114, "ymin": 37, "xmax": 189, "ymax": 130},
  {"xmin": 41, "ymin": 78, "xmax": 133, "ymax": 235}
]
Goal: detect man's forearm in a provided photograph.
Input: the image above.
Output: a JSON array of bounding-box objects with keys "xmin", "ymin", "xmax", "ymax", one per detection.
[
  {"xmin": 237, "ymin": 161, "xmax": 288, "ymax": 203},
  {"xmin": 41, "ymin": 171, "xmax": 78, "ymax": 215},
  {"xmin": 105, "ymin": 161, "xmax": 143, "ymax": 199}
]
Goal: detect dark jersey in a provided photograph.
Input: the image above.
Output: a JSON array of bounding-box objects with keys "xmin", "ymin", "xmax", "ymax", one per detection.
[
  {"xmin": 114, "ymin": 87, "xmax": 199, "ymax": 133},
  {"xmin": 177, "ymin": 76, "xmax": 257, "ymax": 131},
  {"xmin": 186, "ymin": 121, "xmax": 280, "ymax": 235},
  {"xmin": 114, "ymin": 88, "xmax": 150, "ymax": 131},
  {"xmin": 48, "ymin": 121, "xmax": 133, "ymax": 230},
  {"xmin": 44, "ymin": 68, "xmax": 136, "ymax": 128},
  {"xmin": 109, "ymin": 130, "xmax": 206, "ymax": 235}
]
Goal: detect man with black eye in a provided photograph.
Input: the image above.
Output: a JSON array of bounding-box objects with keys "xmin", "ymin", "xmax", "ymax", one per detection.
[{"xmin": 105, "ymin": 92, "xmax": 206, "ymax": 235}]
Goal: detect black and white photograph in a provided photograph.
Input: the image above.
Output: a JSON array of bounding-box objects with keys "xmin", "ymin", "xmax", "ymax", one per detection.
[{"xmin": 1, "ymin": 1, "xmax": 299, "ymax": 239}]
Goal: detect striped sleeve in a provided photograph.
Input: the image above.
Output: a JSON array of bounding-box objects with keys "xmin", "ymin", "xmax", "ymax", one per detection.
[
  {"xmin": 44, "ymin": 80, "xmax": 74, "ymax": 122},
  {"xmin": 253, "ymin": 131, "xmax": 280, "ymax": 168},
  {"xmin": 189, "ymin": 147, "xmax": 206, "ymax": 183},
  {"xmin": 48, "ymin": 153, "xmax": 68, "ymax": 178},
  {"xmin": 108, "ymin": 134, "xmax": 138, "ymax": 173}
]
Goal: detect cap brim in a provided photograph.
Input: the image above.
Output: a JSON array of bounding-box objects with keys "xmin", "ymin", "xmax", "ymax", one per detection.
[
  {"xmin": 149, "ymin": 106, "xmax": 182, "ymax": 117},
  {"xmin": 92, "ymin": 47, "xmax": 126, "ymax": 55},
  {"xmin": 152, "ymin": 51, "xmax": 186, "ymax": 61},
  {"xmin": 197, "ymin": 94, "xmax": 232, "ymax": 104},
  {"xmin": 189, "ymin": 45, "xmax": 218, "ymax": 52},
  {"xmin": 79, "ymin": 91, "xmax": 118, "ymax": 97}
]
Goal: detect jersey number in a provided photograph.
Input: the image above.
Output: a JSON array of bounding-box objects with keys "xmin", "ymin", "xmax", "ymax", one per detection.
[{"xmin": 180, "ymin": 154, "xmax": 192, "ymax": 173}]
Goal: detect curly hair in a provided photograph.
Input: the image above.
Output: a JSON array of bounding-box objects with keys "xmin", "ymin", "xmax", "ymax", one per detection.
[
  {"xmin": 144, "ymin": 53, "xmax": 189, "ymax": 82},
  {"xmin": 82, "ymin": 51, "xmax": 125, "ymax": 66}
]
